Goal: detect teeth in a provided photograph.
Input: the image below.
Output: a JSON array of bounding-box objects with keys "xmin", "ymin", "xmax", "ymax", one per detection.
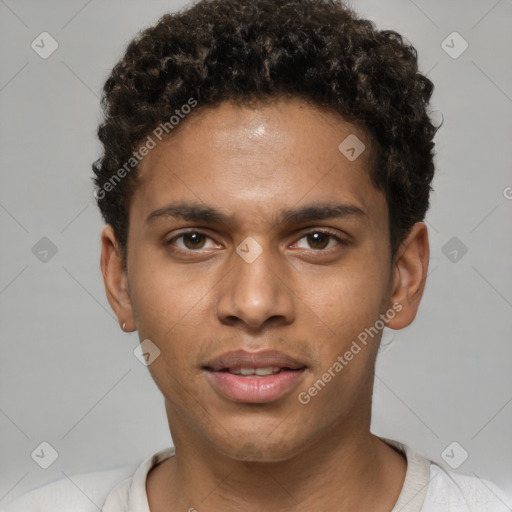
[
  {"xmin": 229, "ymin": 367, "xmax": 280, "ymax": 376},
  {"xmin": 255, "ymin": 367, "xmax": 274, "ymax": 376}
]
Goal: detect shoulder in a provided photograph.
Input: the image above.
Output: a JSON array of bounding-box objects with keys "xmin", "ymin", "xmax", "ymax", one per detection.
[
  {"xmin": 381, "ymin": 437, "xmax": 511, "ymax": 512},
  {"xmin": 422, "ymin": 463, "xmax": 512, "ymax": 512},
  {"xmin": 0, "ymin": 466, "xmax": 135, "ymax": 512}
]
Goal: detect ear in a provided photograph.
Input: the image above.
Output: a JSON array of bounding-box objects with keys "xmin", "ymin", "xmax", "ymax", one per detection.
[
  {"xmin": 100, "ymin": 225, "xmax": 135, "ymax": 331},
  {"xmin": 386, "ymin": 222, "xmax": 429, "ymax": 330}
]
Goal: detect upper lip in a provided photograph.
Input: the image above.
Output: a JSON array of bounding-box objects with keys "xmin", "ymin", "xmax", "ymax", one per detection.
[{"xmin": 204, "ymin": 350, "xmax": 306, "ymax": 371}]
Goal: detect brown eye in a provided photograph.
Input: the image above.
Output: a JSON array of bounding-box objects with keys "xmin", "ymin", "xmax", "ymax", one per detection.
[
  {"xmin": 167, "ymin": 231, "xmax": 219, "ymax": 252},
  {"xmin": 306, "ymin": 232, "xmax": 330, "ymax": 249},
  {"xmin": 182, "ymin": 232, "xmax": 206, "ymax": 249},
  {"xmin": 294, "ymin": 231, "xmax": 341, "ymax": 250}
]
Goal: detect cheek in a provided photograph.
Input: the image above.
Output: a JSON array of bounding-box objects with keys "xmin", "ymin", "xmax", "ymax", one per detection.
[
  {"xmin": 297, "ymin": 260, "xmax": 389, "ymax": 337},
  {"xmin": 294, "ymin": 269, "xmax": 386, "ymax": 413},
  {"xmin": 292, "ymin": 258, "xmax": 391, "ymax": 397},
  {"xmin": 130, "ymin": 255, "xmax": 213, "ymax": 334},
  {"xmin": 134, "ymin": 281, "xmax": 210, "ymax": 405},
  {"xmin": 129, "ymin": 289, "xmax": 205, "ymax": 405}
]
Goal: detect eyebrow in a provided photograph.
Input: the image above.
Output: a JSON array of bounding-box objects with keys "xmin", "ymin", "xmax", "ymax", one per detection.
[
  {"xmin": 146, "ymin": 203, "xmax": 229, "ymax": 224},
  {"xmin": 145, "ymin": 201, "xmax": 366, "ymax": 225},
  {"xmin": 278, "ymin": 203, "xmax": 366, "ymax": 224}
]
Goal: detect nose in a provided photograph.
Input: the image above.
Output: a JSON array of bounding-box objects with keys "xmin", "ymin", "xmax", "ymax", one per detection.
[{"xmin": 215, "ymin": 245, "xmax": 295, "ymax": 331}]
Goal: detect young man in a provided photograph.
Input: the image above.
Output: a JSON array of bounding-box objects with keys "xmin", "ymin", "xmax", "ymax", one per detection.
[{"xmin": 3, "ymin": 0, "xmax": 510, "ymax": 511}]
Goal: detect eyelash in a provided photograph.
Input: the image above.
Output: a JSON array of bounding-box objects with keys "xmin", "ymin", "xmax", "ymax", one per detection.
[
  {"xmin": 165, "ymin": 229, "xmax": 347, "ymax": 253},
  {"xmin": 292, "ymin": 229, "xmax": 346, "ymax": 250}
]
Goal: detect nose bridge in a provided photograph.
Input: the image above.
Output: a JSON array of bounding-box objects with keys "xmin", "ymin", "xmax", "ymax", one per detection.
[{"xmin": 215, "ymin": 240, "xmax": 294, "ymax": 329}]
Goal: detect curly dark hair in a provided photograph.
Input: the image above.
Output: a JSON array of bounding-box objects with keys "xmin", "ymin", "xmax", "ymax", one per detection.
[{"xmin": 92, "ymin": 0, "xmax": 439, "ymax": 270}]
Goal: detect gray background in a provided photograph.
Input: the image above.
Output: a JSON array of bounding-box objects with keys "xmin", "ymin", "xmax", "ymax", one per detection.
[{"xmin": 1, "ymin": 0, "xmax": 511, "ymax": 506}]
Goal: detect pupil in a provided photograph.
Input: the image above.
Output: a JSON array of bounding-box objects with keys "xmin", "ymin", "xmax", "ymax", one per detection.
[
  {"xmin": 308, "ymin": 233, "xmax": 328, "ymax": 249},
  {"xmin": 184, "ymin": 233, "xmax": 205, "ymax": 249}
]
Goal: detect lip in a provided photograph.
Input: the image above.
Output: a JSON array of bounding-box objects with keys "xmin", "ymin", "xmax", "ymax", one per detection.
[
  {"xmin": 203, "ymin": 349, "xmax": 307, "ymax": 403},
  {"xmin": 204, "ymin": 349, "xmax": 306, "ymax": 372}
]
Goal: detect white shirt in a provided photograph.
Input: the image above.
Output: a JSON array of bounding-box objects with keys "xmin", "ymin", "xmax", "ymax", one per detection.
[{"xmin": 2, "ymin": 439, "xmax": 510, "ymax": 512}]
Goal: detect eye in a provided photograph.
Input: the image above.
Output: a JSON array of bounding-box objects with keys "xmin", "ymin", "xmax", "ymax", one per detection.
[
  {"xmin": 167, "ymin": 231, "xmax": 219, "ymax": 251},
  {"xmin": 293, "ymin": 230, "xmax": 344, "ymax": 250}
]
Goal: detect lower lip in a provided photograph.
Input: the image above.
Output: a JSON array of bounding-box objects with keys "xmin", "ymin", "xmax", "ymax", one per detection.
[{"xmin": 205, "ymin": 369, "xmax": 305, "ymax": 403}]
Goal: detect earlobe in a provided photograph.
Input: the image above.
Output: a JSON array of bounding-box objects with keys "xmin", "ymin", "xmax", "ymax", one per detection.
[
  {"xmin": 100, "ymin": 225, "xmax": 135, "ymax": 332},
  {"xmin": 386, "ymin": 222, "xmax": 430, "ymax": 330}
]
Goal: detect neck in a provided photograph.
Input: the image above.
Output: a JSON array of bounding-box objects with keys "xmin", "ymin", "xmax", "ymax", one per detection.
[{"xmin": 147, "ymin": 425, "xmax": 407, "ymax": 512}]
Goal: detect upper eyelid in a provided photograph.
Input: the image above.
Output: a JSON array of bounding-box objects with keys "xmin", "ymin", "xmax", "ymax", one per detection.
[
  {"xmin": 289, "ymin": 229, "xmax": 346, "ymax": 249},
  {"xmin": 167, "ymin": 230, "xmax": 220, "ymax": 247},
  {"xmin": 292, "ymin": 227, "xmax": 345, "ymax": 241}
]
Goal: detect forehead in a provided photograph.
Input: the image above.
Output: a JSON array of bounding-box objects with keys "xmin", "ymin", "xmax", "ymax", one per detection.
[{"xmin": 131, "ymin": 99, "xmax": 386, "ymax": 226}]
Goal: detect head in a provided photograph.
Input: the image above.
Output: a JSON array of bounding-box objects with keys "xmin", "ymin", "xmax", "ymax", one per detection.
[{"xmin": 95, "ymin": 0, "xmax": 437, "ymax": 461}]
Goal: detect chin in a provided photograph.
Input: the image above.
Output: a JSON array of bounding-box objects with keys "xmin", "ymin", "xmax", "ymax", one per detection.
[
  {"xmin": 209, "ymin": 424, "xmax": 310, "ymax": 463},
  {"xmin": 225, "ymin": 441, "xmax": 298, "ymax": 463}
]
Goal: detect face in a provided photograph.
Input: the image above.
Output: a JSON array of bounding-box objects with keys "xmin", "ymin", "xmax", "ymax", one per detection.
[{"xmin": 101, "ymin": 98, "xmax": 428, "ymax": 462}]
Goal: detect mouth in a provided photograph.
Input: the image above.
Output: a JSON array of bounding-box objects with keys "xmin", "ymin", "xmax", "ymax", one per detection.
[
  {"xmin": 217, "ymin": 366, "xmax": 300, "ymax": 376},
  {"xmin": 203, "ymin": 350, "xmax": 307, "ymax": 403}
]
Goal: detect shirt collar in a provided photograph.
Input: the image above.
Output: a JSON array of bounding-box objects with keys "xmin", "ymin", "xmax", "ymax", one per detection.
[{"xmin": 102, "ymin": 438, "xmax": 431, "ymax": 511}]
